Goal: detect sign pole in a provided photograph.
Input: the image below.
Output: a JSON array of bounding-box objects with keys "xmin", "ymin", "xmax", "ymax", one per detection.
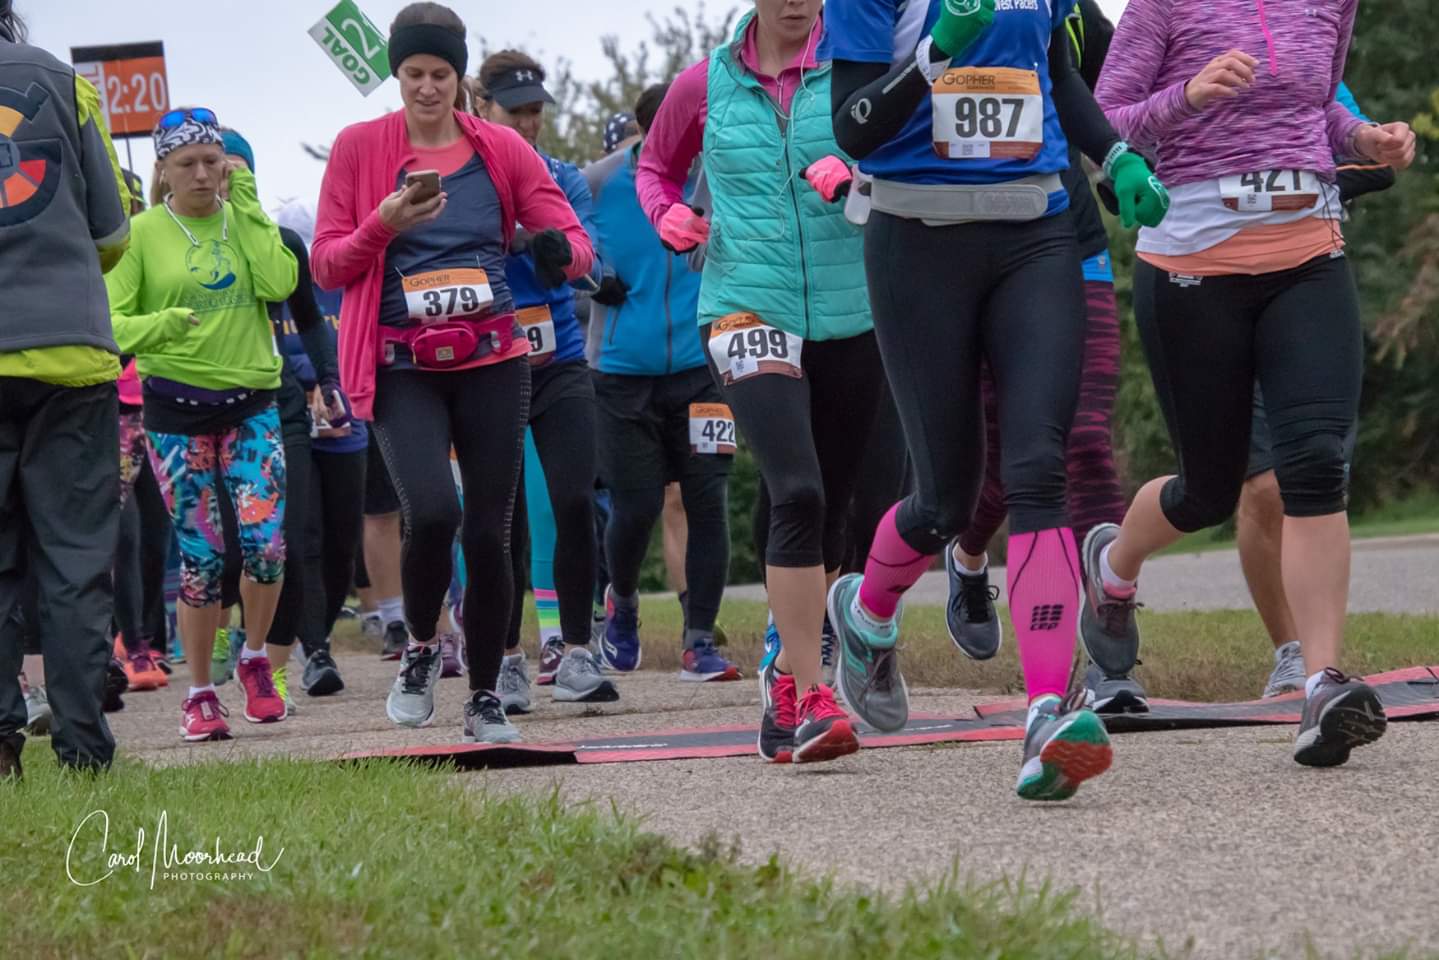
[{"xmin": 123, "ymin": 137, "xmax": 133, "ymax": 173}]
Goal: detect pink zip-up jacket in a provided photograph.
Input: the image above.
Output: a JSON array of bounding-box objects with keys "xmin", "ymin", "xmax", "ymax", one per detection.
[
  {"xmin": 312, "ymin": 110, "xmax": 594, "ymax": 421},
  {"xmin": 1095, "ymin": 0, "xmax": 1365, "ymax": 188}
]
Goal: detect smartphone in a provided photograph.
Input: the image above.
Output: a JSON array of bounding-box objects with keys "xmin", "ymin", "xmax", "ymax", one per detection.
[{"xmin": 404, "ymin": 169, "xmax": 442, "ymax": 204}]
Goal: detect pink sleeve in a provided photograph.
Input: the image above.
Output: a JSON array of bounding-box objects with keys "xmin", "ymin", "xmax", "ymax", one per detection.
[
  {"xmin": 311, "ymin": 128, "xmax": 396, "ymax": 291},
  {"xmin": 1095, "ymin": 0, "xmax": 1197, "ymax": 151},
  {"xmin": 508, "ymin": 138, "xmax": 595, "ymax": 281},
  {"xmin": 636, "ymin": 58, "xmax": 709, "ymax": 231},
  {"xmin": 1324, "ymin": 0, "xmax": 1365, "ymax": 159}
]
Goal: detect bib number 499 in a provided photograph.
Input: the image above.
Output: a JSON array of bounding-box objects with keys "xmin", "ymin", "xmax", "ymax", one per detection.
[{"xmin": 708, "ymin": 312, "xmax": 803, "ymax": 385}]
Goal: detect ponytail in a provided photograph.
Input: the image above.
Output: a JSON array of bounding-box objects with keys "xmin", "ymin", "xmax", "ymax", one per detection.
[{"xmin": 0, "ymin": 1, "xmax": 27, "ymax": 43}]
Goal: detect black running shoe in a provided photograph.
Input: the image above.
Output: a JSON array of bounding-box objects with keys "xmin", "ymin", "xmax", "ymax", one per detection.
[
  {"xmin": 944, "ymin": 542, "xmax": 1002, "ymax": 660},
  {"xmin": 103, "ymin": 657, "xmax": 128, "ymax": 713},
  {"xmin": 1294, "ymin": 668, "xmax": 1387, "ymax": 768},
  {"xmin": 302, "ymin": 649, "xmax": 345, "ymax": 697}
]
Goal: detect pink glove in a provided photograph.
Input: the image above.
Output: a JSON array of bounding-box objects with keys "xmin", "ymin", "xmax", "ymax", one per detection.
[
  {"xmin": 659, "ymin": 203, "xmax": 710, "ymax": 253},
  {"xmin": 804, "ymin": 156, "xmax": 853, "ymax": 203}
]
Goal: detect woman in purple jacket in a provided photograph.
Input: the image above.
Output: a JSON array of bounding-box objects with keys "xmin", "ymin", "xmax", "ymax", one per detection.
[{"xmin": 1087, "ymin": 0, "xmax": 1415, "ymax": 768}]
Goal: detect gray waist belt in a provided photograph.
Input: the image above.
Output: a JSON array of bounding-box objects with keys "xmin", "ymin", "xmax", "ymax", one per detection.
[{"xmin": 869, "ymin": 173, "xmax": 1062, "ymax": 225}]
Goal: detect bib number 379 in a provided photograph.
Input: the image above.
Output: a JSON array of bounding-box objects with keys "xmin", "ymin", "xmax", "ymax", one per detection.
[
  {"xmin": 932, "ymin": 67, "xmax": 1043, "ymax": 161},
  {"xmin": 708, "ymin": 312, "xmax": 803, "ymax": 386},
  {"xmin": 401, "ymin": 268, "xmax": 494, "ymax": 323}
]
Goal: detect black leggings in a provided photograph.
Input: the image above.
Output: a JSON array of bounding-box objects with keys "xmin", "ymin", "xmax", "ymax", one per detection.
[
  {"xmin": 301, "ymin": 447, "xmax": 366, "ymax": 654},
  {"xmin": 866, "ymin": 211, "xmax": 1084, "ymax": 554},
  {"xmin": 714, "ymin": 330, "xmax": 884, "ymax": 570},
  {"xmin": 372, "ymin": 359, "xmax": 529, "ymax": 693},
  {"xmin": 606, "ymin": 472, "xmax": 729, "ymax": 632},
  {"xmin": 843, "ymin": 381, "xmax": 911, "ymax": 573},
  {"xmin": 1134, "ymin": 253, "xmax": 1360, "ymax": 530},
  {"xmin": 115, "ymin": 455, "xmax": 171, "ymax": 651},
  {"xmin": 264, "ymin": 432, "xmax": 312, "ymax": 647}
]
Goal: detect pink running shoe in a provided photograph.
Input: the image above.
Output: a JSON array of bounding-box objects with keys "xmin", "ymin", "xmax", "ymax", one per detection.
[
  {"xmin": 180, "ymin": 691, "xmax": 232, "ymax": 742},
  {"xmin": 236, "ymin": 656, "xmax": 286, "ymax": 723}
]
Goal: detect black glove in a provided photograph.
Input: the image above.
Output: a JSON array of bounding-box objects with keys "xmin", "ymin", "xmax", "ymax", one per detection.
[
  {"xmin": 530, "ymin": 228, "xmax": 573, "ymax": 289},
  {"xmin": 591, "ymin": 275, "xmax": 629, "ymax": 308}
]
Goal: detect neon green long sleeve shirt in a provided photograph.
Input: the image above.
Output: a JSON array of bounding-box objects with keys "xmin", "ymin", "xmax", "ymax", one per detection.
[{"xmin": 105, "ymin": 166, "xmax": 296, "ymax": 391}]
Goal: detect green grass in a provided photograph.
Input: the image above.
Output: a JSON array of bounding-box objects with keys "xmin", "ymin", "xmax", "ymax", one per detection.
[
  {"xmin": 4, "ymin": 752, "xmax": 1157, "ymax": 960},
  {"xmin": 619, "ymin": 600, "xmax": 1439, "ymax": 705}
]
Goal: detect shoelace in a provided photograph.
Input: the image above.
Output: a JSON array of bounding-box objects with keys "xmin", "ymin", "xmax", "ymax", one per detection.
[
  {"xmin": 473, "ymin": 694, "xmax": 507, "ymax": 726},
  {"xmin": 1321, "ymin": 665, "xmax": 1351, "ymax": 686},
  {"xmin": 249, "ymin": 665, "xmax": 278, "ymax": 700},
  {"xmin": 399, "ymin": 648, "xmax": 436, "ymax": 694},
  {"xmin": 960, "ymin": 577, "xmax": 1000, "ymax": 624},
  {"xmin": 1098, "ymin": 591, "xmax": 1143, "ymax": 635},
  {"xmin": 799, "ymin": 684, "xmax": 846, "ymax": 722},
  {"xmin": 770, "ymin": 674, "xmax": 799, "ymax": 727},
  {"xmin": 861, "ymin": 647, "xmax": 899, "ymax": 697},
  {"xmin": 499, "ymin": 659, "xmax": 528, "ymax": 693},
  {"xmin": 186, "ymin": 694, "xmax": 230, "ymax": 719},
  {"xmin": 129, "ymin": 651, "xmax": 156, "ymax": 673}
]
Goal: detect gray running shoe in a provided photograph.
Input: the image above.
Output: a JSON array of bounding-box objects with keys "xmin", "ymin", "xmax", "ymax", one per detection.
[
  {"xmin": 361, "ymin": 615, "xmax": 383, "ymax": 647},
  {"xmin": 553, "ymin": 647, "xmax": 619, "ymax": 703},
  {"xmin": 380, "ymin": 620, "xmax": 407, "ymax": 661},
  {"xmin": 827, "ymin": 573, "xmax": 909, "ymax": 733},
  {"xmin": 1079, "ymin": 523, "xmax": 1142, "ymax": 676},
  {"xmin": 820, "ymin": 615, "xmax": 838, "ymax": 688},
  {"xmin": 497, "ymin": 653, "xmax": 532, "ymax": 715},
  {"xmin": 944, "ymin": 542, "xmax": 1002, "ymax": 660},
  {"xmin": 1082, "ymin": 662, "xmax": 1150, "ymax": 715},
  {"xmin": 1016, "ymin": 690, "xmax": 1114, "ymax": 802},
  {"xmin": 1262, "ymin": 641, "xmax": 1306, "ymax": 699},
  {"xmin": 385, "ymin": 643, "xmax": 441, "ymax": 728},
  {"xmin": 23, "ymin": 682, "xmax": 52, "ymax": 736},
  {"xmin": 1293, "ymin": 668, "xmax": 1387, "ymax": 768},
  {"xmin": 463, "ymin": 691, "xmax": 521, "ymax": 744}
]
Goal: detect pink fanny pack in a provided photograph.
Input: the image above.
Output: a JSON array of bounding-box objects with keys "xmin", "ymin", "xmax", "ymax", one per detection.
[{"xmin": 382, "ymin": 314, "xmax": 519, "ymax": 370}]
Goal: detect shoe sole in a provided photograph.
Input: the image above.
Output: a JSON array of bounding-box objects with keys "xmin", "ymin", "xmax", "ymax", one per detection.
[
  {"xmin": 380, "ymin": 651, "xmax": 403, "ymax": 662},
  {"xmin": 180, "ymin": 726, "xmax": 233, "ymax": 742},
  {"xmin": 303, "ymin": 668, "xmax": 345, "ymax": 698},
  {"xmin": 553, "ymin": 680, "xmax": 620, "ymax": 703},
  {"xmin": 678, "ymin": 667, "xmax": 742, "ymax": 682},
  {"xmin": 827, "ymin": 578, "xmax": 909, "ymax": 734},
  {"xmin": 1078, "ymin": 525, "xmax": 1140, "ymax": 676},
  {"xmin": 126, "ymin": 675, "xmax": 164, "ymax": 692},
  {"xmin": 793, "ymin": 719, "xmax": 860, "ymax": 764},
  {"xmin": 756, "ymin": 730, "xmax": 794, "ymax": 764},
  {"xmin": 1017, "ymin": 711, "xmax": 1114, "ymax": 802},
  {"xmin": 1091, "ymin": 691, "xmax": 1150, "ymax": 715},
  {"xmin": 243, "ymin": 709, "xmax": 287, "ymax": 724},
  {"xmin": 463, "ymin": 731, "xmax": 522, "ymax": 744},
  {"xmin": 1294, "ymin": 687, "xmax": 1388, "ymax": 768},
  {"xmin": 502, "ymin": 701, "xmax": 533, "ymax": 715}
]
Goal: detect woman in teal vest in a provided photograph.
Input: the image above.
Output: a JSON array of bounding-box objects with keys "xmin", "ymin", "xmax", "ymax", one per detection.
[{"xmin": 638, "ymin": 0, "xmax": 878, "ymax": 766}]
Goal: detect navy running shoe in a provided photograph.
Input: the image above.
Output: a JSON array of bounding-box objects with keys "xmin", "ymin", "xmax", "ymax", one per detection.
[{"xmin": 599, "ymin": 587, "xmax": 642, "ymax": 673}]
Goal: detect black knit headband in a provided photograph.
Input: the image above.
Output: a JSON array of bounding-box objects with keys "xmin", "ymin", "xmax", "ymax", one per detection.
[{"xmin": 388, "ymin": 23, "xmax": 468, "ymax": 79}]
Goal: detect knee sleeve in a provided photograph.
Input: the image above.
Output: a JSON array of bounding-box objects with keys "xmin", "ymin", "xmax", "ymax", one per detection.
[
  {"xmin": 764, "ymin": 479, "xmax": 826, "ymax": 568},
  {"xmin": 1159, "ymin": 475, "xmax": 1242, "ymax": 534},
  {"xmin": 1273, "ymin": 431, "xmax": 1350, "ymax": 517}
]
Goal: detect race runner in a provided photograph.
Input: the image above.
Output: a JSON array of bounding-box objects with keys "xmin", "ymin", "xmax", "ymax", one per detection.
[
  {"xmin": 639, "ymin": 0, "xmax": 882, "ymax": 764},
  {"xmin": 822, "ymin": 0, "xmax": 1170, "ymax": 798},
  {"xmin": 1092, "ymin": 0, "xmax": 1415, "ymax": 766},
  {"xmin": 587, "ymin": 83, "xmax": 738, "ymax": 686},
  {"xmin": 472, "ymin": 50, "xmax": 618, "ymax": 706},
  {"xmin": 109, "ymin": 107, "xmax": 297, "ymax": 740},
  {"xmin": 312, "ymin": 2, "xmax": 594, "ymax": 744}
]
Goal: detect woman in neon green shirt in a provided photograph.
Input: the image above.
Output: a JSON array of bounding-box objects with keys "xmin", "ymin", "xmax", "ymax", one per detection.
[{"xmin": 106, "ymin": 107, "xmax": 298, "ymax": 742}]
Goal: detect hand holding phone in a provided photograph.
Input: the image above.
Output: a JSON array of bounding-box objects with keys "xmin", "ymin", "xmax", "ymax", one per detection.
[{"xmin": 379, "ymin": 170, "xmax": 446, "ymax": 232}]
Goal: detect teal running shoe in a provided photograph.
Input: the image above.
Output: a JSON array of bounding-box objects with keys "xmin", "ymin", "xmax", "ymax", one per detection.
[{"xmin": 826, "ymin": 574, "xmax": 908, "ymax": 733}]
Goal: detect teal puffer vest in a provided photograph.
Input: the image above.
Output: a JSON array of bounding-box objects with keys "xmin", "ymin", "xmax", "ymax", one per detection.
[{"xmin": 697, "ymin": 16, "xmax": 871, "ymax": 342}]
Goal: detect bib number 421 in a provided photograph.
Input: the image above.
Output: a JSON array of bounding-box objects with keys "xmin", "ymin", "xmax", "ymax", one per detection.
[{"xmin": 1218, "ymin": 169, "xmax": 1320, "ymax": 212}]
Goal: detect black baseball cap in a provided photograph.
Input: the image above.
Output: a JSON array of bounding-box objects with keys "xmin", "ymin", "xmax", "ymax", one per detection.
[{"xmin": 488, "ymin": 67, "xmax": 556, "ymax": 110}]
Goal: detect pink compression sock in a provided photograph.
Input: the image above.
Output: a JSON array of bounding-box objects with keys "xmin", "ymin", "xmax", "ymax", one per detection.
[
  {"xmin": 857, "ymin": 503, "xmax": 935, "ymax": 620},
  {"xmin": 1007, "ymin": 527, "xmax": 1082, "ymax": 701}
]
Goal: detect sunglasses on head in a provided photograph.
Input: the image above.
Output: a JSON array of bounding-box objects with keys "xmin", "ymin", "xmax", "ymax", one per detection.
[{"xmin": 157, "ymin": 107, "xmax": 219, "ymax": 130}]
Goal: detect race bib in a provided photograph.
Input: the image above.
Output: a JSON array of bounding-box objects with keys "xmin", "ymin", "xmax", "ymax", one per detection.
[
  {"xmin": 707, "ymin": 312, "xmax": 802, "ymax": 386},
  {"xmin": 402, "ymin": 268, "xmax": 494, "ymax": 323},
  {"xmin": 689, "ymin": 403, "xmax": 737, "ymax": 456},
  {"xmin": 518, "ymin": 305, "xmax": 556, "ymax": 362},
  {"xmin": 1218, "ymin": 170, "xmax": 1321, "ymax": 212},
  {"xmin": 932, "ymin": 67, "xmax": 1044, "ymax": 161}
]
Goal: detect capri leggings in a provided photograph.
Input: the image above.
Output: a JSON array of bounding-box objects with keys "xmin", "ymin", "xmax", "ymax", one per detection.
[
  {"xmin": 712, "ymin": 329, "xmax": 884, "ymax": 571},
  {"xmin": 1133, "ymin": 253, "xmax": 1361, "ymax": 530},
  {"xmin": 959, "ymin": 277, "xmax": 1126, "ymax": 555},
  {"xmin": 371, "ymin": 358, "xmax": 529, "ymax": 694},
  {"xmin": 146, "ymin": 406, "xmax": 287, "ymax": 608}
]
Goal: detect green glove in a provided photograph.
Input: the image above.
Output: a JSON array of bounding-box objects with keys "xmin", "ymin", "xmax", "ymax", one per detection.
[
  {"xmin": 931, "ymin": 0, "xmax": 996, "ymax": 59},
  {"xmin": 1108, "ymin": 150, "xmax": 1170, "ymax": 229}
]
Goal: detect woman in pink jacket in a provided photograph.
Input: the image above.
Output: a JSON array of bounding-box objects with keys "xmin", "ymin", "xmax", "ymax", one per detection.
[{"xmin": 312, "ymin": 1, "xmax": 593, "ymax": 744}]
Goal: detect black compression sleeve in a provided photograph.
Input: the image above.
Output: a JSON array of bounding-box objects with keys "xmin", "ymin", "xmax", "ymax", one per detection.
[
  {"xmin": 1337, "ymin": 165, "xmax": 1396, "ymax": 204},
  {"xmin": 831, "ymin": 51, "xmax": 943, "ymax": 160},
  {"xmin": 1047, "ymin": 24, "xmax": 1121, "ymax": 169},
  {"xmin": 280, "ymin": 227, "xmax": 339, "ymax": 384}
]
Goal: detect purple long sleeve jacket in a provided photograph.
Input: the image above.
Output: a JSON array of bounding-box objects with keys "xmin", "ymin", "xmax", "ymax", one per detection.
[{"xmin": 1095, "ymin": 0, "xmax": 1365, "ymax": 188}]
